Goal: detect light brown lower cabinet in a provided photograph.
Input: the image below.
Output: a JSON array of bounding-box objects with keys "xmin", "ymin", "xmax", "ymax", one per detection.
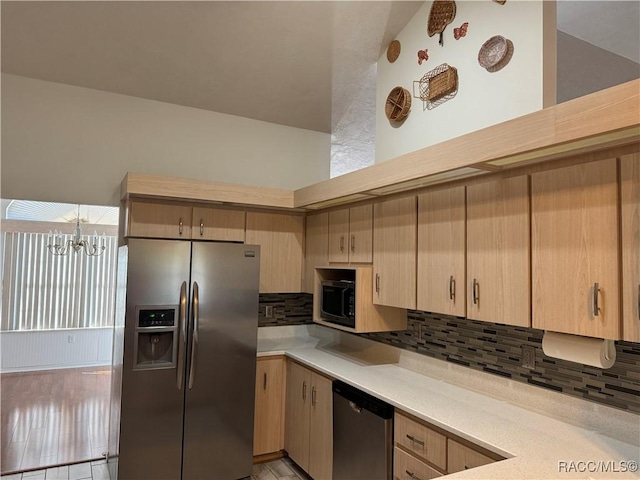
[
  {"xmin": 394, "ymin": 447, "xmax": 441, "ymax": 480},
  {"xmin": 253, "ymin": 356, "xmax": 285, "ymax": 456},
  {"xmin": 394, "ymin": 411, "xmax": 503, "ymax": 478},
  {"xmin": 284, "ymin": 360, "xmax": 333, "ymax": 480},
  {"xmin": 447, "ymin": 439, "xmax": 495, "ymax": 473}
]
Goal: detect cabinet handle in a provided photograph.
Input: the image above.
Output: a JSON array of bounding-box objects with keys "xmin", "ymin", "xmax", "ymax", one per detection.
[
  {"xmin": 449, "ymin": 275, "xmax": 455, "ymax": 301},
  {"xmin": 350, "ymin": 235, "xmax": 355, "ymax": 252},
  {"xmin": 263, "ymin": 373, "xmax": 267, "ymax": 391},
  {"xmin": 472, "ymin": 278, "xmax": 479, "ymax": 305},
  {"xmin": 593, "ymin": 282, "xmax": 600, "ymax": 317},
  {"xmin": 464, "ymin": 465, "xmax": 471, "ymax": 470},
  {"xmin": 179, "ymin": 218, "xmax": 184, "ymax": 236},
  {"xmin": 637, "ymin": 284, "xmax": 640, "ymax": 321},
  {"xmin": 302, "ymin": 381, "xmax": 307, "ymax": 400},
  {"xmin": 340, "ymin": 235, "xmax": 344, "ymax": 252},
  {"xmin": 311, "ymin": 386, "xmax": 317, "ymax": 406},
  {"xmin": 375, "ymin": 273, "xmax": 380, "ymax": 293},
  {"xmin": 405, "ymin": 434, "xmax": 425, "ymax": 446},
  {"xmin": 199, "ymin": 219, "xmax": 204, "ymax": 237},
  {"xmin": 405, "ymin": 470, "xmax": 423, "ymax": 480}
]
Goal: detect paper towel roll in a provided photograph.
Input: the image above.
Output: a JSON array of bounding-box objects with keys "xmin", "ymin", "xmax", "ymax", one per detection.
[{"xmin": 542, "ymin": 331, "xmax": 616, "ymax": 369}]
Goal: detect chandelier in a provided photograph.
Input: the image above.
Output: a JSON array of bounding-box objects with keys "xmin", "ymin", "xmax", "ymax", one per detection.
[{"xmin": 47, "ymin": 206, "xmax": 106, "ymax": 257}]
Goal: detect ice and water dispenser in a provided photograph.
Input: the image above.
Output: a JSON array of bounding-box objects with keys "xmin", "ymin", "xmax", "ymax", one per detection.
[{"xmin": 133, "ymin": 306, "xmax": 179, "ymax": 370}]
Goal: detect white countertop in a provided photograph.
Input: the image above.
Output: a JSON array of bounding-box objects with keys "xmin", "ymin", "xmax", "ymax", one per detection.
[{"xmin": 257, "ymin": 325, "xmax": 640, "ymax": 480}]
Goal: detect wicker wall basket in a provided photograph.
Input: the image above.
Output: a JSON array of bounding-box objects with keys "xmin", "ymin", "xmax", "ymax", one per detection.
[
  {"xmin": 387, "ymin": 40, "xmax": 401, "ymax": 63},
  {"xmin": 413, "ymin": 63, "xmax": 458, "ymax": 110},
  {"xmin": 428, "ymin": 1, "xmax": 457, "ymax": 46},
  {"xmin": 385, "ymin": 86, "xmax": 412, "ymax": 122}
]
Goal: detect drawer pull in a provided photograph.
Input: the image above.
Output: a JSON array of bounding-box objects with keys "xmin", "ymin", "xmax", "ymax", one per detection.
[
  {"xmin": 405, "ymin": 434, "xmax": 425, "ymax": 446},
  {"xmin": 405, "ymin": 470, "xmax": 423, "ymax": 480}
]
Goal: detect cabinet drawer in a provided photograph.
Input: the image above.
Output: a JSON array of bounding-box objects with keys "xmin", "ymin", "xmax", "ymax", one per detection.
[
  {"xmin": 447, "ymin": 439, "xmax": 495, "ymax": 473},
  {"xmin": 394, "ymin": 447, "xmax": 441, "ymax": 480},
  {"xmin": 394, "ymin": 413, "xmax": 446, "ymax": 470}
]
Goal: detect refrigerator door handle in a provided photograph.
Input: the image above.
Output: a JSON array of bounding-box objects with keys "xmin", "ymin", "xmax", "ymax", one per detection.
[
  {"xmin": 177, "ymin": 281, "xmax": 188, "ymax": 390},
  {"xmin": 188, "ymin": 281, "xmax": 199, "ymax": 390}
]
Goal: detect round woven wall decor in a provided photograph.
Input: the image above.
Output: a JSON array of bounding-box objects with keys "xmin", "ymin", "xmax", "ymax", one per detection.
[
  {"xmin": 385, "ymin": 86, "xmax": 411, "ymax": 122},
  {"xmin": 387, "ymin": 40, "xmax": 401, "ymax": 63}
]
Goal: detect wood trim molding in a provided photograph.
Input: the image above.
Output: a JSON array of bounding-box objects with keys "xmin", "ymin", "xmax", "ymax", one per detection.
[
  {"xmin": 294, "ymin": 79, "xmax": 639, "ymax": 208},
  {"xmin": 118, "ymin": 80, "xmax": 639, "ymax": 213},
  {"xmin": 121, "ymin": 172, "xmax": 295, "ymax": 209}
]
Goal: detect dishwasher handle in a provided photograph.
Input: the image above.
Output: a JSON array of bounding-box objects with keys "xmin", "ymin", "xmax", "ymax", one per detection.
[{"xmin": 332, "ymin": 380, "xmax": 393, "ymax": 419}]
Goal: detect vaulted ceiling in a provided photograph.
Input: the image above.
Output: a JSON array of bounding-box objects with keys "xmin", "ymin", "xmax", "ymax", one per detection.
[{"xmin": 2, "ymin": 1, "xmax": 638, "ymax": 134}]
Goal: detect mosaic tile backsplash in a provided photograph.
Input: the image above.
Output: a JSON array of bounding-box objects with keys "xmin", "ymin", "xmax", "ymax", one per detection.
[
  {"xmin": 363, "ymin": 311, "xmax": 640, "ymax": 414},
  {"xmin": 258, "ymin": 293, "xmax": 314, "ymax": 327},
  {"xmin": 257, "ymin": 294, "xmax": 640, "ymax": 414}
]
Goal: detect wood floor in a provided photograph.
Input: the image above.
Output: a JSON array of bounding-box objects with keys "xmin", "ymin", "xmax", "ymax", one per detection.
[{"xmin": 1, "ymin": 367, "xmax": 111, "ymax": 475}]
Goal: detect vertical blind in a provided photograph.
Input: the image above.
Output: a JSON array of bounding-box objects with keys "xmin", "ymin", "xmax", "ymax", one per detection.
[{"xmin": 1, "ymin": 232, "xmax": 118, "ymax": 331}]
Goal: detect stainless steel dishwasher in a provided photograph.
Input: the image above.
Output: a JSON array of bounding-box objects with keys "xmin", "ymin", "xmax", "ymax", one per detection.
[{"xmin": 332, "ymin": 380, "xmax": 394, "ymax": 480}]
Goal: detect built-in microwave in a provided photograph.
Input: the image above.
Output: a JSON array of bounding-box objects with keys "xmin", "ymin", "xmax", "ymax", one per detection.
[{"xmin": 320, "ymin": 280, "xmax": 355, "ymax": 328}]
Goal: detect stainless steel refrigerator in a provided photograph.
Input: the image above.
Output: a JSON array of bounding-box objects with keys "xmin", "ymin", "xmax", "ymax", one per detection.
[{"xmin": 108, "ymin": 239, "xmax": 260, "ymax": 480}]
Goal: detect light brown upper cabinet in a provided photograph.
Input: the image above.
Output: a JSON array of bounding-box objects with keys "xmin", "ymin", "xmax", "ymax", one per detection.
[
  {"xmin": 417, "ymin": 187, "xmax": 466, "ymax": 317},
  {"xmin": 191, "ymin": 206, "xmax": 245, "ymax": 242},
  {"xmin": 531, "ymin": 159, "xmax": 619, "ymax": 339},
  {"xmin": 373, "ymin": 196, "xmax": 417, "ymax": 309},
  {"xmin": 622, "ymin": 153, "xmax": 640, "ymax": 342},
  {"xmin": 305, "ymin": 213, "xmax": 329, "ymax": 294},
  {"xmin": 128, "ymin": 201, "xmax": 246, "ymax": 242},
  {"xmin": 246, "ymin": 211, "xmax": 304, "ymax": 293},
  {"xmin": 328, "ymin": 205, "xmax": 373, "ymax": 264},
  {"xmin": 128, "ymin": 201, "xmax": 193, "ymax": 239},
  {"xmin": 467, "ymin": 176, "xmax": 530, "ymax": 327}
]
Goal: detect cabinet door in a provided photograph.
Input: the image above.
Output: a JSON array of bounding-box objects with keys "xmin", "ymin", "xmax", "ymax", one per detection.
[
  {"xmin": 467, "ymin": 176, "xmax": 530, "ymax": 327},
  {"xmin": 532, "ymin": 159, "xmax": 619, "ymax": 339},
  {"xmin": 308, "ymin": 372, "xmax": 333, "ymax": 480},
  {"xmin": 328, "ymin": 209, "xmax": 349, "ymax": 263},
  {"xmin": 373, "ymin": 196, "xmax": 417, "ymax": 309},
  {"xmin": 622, "ymin": 153, "xmax": 640, "ymax": 342},
  {"xmin": 284, "ymin": 361, "xmax": 311, "ymax": 471},
  {"xmin": 192, "ymin": 207, "xmax": 245, "ymax": 242},
  {"xmin": 128, "ymin": 201, "xmax": 192, "ymax": 239},
  {"xmin": 253, "ymin": 357, "xmax": 285, "ymax": 456},
  {"xmin": 417, "ymin": 187, "xmax": 466, "ymax": 317},
  {"xmin": 305, "ymin": 213, "xmax": 329, "ymax": 294},
  {"xmin": 447, "ymin": 439, "xmax": 494, "ymax": 473},
  {"xmin": 349, "ymin": 204, "xmax": 373, "ymax": 263},
  {"xmin": 246, "ymin": 212, "xmax": 304, "ymax": 293}
]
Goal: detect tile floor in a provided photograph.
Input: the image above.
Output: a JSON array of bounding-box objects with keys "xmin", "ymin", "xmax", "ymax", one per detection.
[
  {"xmin": 1, "ymin": 367, "xmax": 111, "ymax": 474},
  {"xmin": 0, "ymin": 458, "xmax": 307, "ymax": 480}
]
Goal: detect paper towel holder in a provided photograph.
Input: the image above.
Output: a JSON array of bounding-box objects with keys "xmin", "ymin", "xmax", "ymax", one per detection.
[{"xmin": 542, "ymin": 331, "xmax": 616, "ymax": 369}]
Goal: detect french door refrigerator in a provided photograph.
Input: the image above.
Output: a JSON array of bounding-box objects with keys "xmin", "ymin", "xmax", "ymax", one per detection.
[{"xmin": 108, "ymin": 239, "xmax": 260, "ymax": 480}]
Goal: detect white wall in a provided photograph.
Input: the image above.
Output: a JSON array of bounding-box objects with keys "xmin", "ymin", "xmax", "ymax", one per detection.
[
  {"xmin": 376, "ymin": 0, "xmax": 549, "ymax": 163},
  {"xmin": 1, "ymin": 327, "xmax": 113, "ymax": 372},
  {"xmin": 1, "ymin": 74, "xmax": 331, "ymax": 206}
]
